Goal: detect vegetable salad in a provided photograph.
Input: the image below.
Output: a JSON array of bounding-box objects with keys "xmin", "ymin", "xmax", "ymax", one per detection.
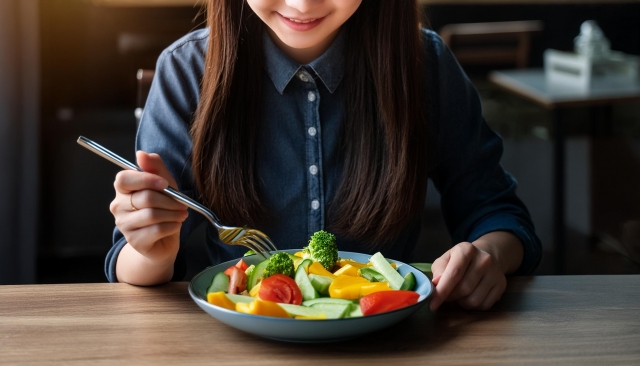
[{"xmin": 205, "ymin": 230, "xmax": 419, "ymax": 319}]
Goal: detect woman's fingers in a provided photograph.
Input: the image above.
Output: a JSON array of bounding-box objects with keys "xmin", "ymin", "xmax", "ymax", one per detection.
[
  {"xmin": 479, "ymin": 279, "xmax": 506, "ymax": 311},
  {"xmin": 116, "ymin": 207, "xmax": 188, "ymax": 232},
  {"xmin": 137, "ymin": 151, "xmax": 179, "ymax": 189},
  {"xmin": 430, "ymin": 250, "xmax": 450, "ymax": 280},
  {"xmin": 430, "ymin": 243, "xmax": 475, "ymax": 311},
  {"xmin": 110, "ymin": 190, "xmax": 187, "ymax": 217},
  {"xmin": 445, "ymin": 254, "xmax": 484, "ymax": 302},
  {"xmin": 445, "ymin": 249, "xmax": 496, "ymax": 302},
  {"xmin": 108, "ymin": 151, "xmax": 185, "ymax": 263},
  {"xmin": 456, "ymin": 273, "xmax": 494, "ymax": 310},
  {"xmin": 129, "ymin": 189, "xmax": 188, "ymax": 211},
  {"xmin": 124, "ymin": 222, "xmax": 183, "ymax": 254},
  {"xmin": 113, "ymin": 151, "xmax": 179, "ymax": 195},
  {"xmin": 114, "ymin": 170, "xmax": 168, "ymax": 194}
]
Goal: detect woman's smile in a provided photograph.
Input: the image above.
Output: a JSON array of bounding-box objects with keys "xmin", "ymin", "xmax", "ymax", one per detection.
[{"xmin": 277, "ymin": 12, "xmax": 327, "ymax": 31}]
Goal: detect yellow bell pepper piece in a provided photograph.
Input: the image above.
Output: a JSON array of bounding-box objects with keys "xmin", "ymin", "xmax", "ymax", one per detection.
[
  {"xmin": 207, "ymin": 291, "xmax": 236, "ymax": 311},
  {"xmin": 235, "ymin": 300, "xmax": 290, "ymax": 318},
  {"xmin": 309, "ymin": 262, "xmax": 337, "ymax": 278},
  {"xmin": 337, "ymin": 259, "xmax": 368, "ymax": 269},
  {"xmin": 236, "ymin": 302, "xmax": 251, "ymax": 313},
  {"xmin": 249, "ymin": 282, "xmax": 261, "ymax": 298},
  {"xmin": 294, "ymin": 251, "xmax": 304, "ymax": 258},
  {"xmin": 332, "ymin": 274, "xmax": 370, "ymax": 287},
  {"xmin": 328, "ymin": 275, "xmax": 370, "ymax": 299},
  {"xmin": 360, "ymin": 282, "xmax": 391, "ymax": 296},
  {"xmin": 333, "ymin": 264, "xmax": 359, "ymax": 277},
  {"xmin": 328, "ymin": 275, "xmax": 391, "ymax": 299},
  {"xmin": 329, "ymin": 284, "xmax": 362, "ymax": 299}
]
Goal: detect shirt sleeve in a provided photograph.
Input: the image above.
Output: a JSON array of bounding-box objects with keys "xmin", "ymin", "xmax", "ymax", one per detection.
[
  {"xmin": 424, "ymin": 30, "xmax": 542, "ymax": 275},
  {"xmin": 104, "ymin": 35, "xmax": 207, "ymax": 282}
]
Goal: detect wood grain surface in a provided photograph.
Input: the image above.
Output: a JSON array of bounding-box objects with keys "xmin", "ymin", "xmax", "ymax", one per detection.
[
  {"xmin": 91, "ymin": 0, "xmax": 640, "ymax": 6},
  {"xmin": 1, "ymin": 276, "xmax": 639, "ymax": 365}
]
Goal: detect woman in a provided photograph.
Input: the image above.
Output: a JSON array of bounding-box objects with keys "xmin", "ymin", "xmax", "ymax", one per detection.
[{"xmin": 107, "ymin": 0, "xmax": 541, "ymax": 311}]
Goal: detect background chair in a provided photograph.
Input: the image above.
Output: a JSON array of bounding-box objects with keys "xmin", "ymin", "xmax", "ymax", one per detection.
[
  {"xmin": 440, "ymin": 20, "xmax": 544, "ymax": 69},
  {"xmin": 135, "ymin": 69, "xmax": 155, "ymax": 128}
]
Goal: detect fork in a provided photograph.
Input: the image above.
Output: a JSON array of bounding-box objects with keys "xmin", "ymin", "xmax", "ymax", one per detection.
[{"xmin": 77, "ymin": 136, "xmax": 276, "ymax": 259}]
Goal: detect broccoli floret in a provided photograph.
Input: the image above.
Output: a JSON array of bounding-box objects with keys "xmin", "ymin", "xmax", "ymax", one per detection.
[
  {"xmin": 263, "ymin": 252, "xmax": 295, "ymax": 278},
  {"xmin": 302, "ymin": 230, "xmax": 339, "ymax": 271}
]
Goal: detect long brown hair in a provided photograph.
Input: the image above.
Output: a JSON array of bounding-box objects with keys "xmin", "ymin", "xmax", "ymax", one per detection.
[{"xmin": 191, "ymin": 0, "xmax": 428, "ymax": 246}]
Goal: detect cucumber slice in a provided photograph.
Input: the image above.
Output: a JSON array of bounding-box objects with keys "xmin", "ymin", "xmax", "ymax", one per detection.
[
  {"xmin": 400, "ymin": 272, "xmax": 416, "ymax": 291},
  {"xmin": 410, "ymin": 262, "xmax": 433, "ymax": 279},
  {"xmin": 308, "ymin": 303, "xmax": 351, "ymax": 319},
  {"xmin": 308, "ymin": 274, "xmax": 333, "ymax": 296},
  {"xmin": 297, "ymin": 259, "xmax": 313, "ymax": 273},
  {"xmin": 207, "ymin": 272, "xmax": 230, "ymax": 294},
  {"xmin": 295, "ymin": 260, "xmax": 319, "ymax": 301},
  {"xmin": 247, "ymin": 258, "xmax": 270, "ymax": 291},
  {"xmin": 358, "ymin": 267, "xmax": 386, "ymax": 282},
  {"xmin": 348, "ymin": 304, "xmax": 363, "ymax": 318},
  {"xmin": 369, "ymin": 252, "xmax": 404, "ymax": 290},
  {"xmin": 279, "ymin": 303, "xmax": 326, "ymax": 318},
  {"xmin": 225, "ymin": 294, "xmax": 255, "ymax": 303},
  {"xmin": 302, "ymin": 297, "xmax": 356, "ymax": 307}
]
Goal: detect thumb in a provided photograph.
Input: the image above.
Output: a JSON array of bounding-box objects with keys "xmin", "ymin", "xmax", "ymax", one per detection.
[{"xmin": 136, "ymin": 151, "xmax": 178, "ymax": 190}]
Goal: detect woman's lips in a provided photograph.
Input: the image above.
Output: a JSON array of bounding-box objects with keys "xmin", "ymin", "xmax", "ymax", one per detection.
[{"xmin": 277, "ymin": 12, "xmax": 326, "ymax": 31}]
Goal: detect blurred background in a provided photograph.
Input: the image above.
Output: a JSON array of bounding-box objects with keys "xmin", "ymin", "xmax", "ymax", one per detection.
[{"xmin": 1, "ymin": 0, "xmax": 640, "ymax": 285}]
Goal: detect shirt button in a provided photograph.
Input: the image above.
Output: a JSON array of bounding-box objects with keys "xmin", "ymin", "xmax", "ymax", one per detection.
[
  {"xmin": 308, "ymin": 92, "xmax": 316, "ymax": 102},
  {"xmin": 311, "ymin": 200, "xmax": 320, "ymax": 210},
  {"xmin": 298, "ymin": 72, "xmax": 309, "ymax": 83},
  {"xmin": 308, "ymin": 127, "xmax": 317, "ymax": 136},
  {"xmin": 309, "ymin": 165, "xmax": 318, "ymax": 175}
]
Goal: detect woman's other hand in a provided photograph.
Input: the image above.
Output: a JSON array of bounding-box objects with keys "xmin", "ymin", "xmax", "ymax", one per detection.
[
  {"xmin": 110, "ymin": 151, "xmax": 188, "ymax": 284},
  {"xmin": 429, "ymin": 232, "xmax": 523, "ymax": 311}
]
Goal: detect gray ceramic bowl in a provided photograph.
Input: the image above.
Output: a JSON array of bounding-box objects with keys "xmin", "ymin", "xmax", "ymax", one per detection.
[{"xmin": 189, "ymin": 249, "xmax": 433, "ymax": 342}]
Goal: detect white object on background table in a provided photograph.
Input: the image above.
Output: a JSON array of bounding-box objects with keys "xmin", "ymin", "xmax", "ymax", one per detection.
[{"xmin": 544, "ymin": 21, "xmax": 639, "ymax": 91}]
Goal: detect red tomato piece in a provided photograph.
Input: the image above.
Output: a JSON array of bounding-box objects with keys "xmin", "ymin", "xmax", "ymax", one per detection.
[
  {"xmin": 258, "ymin": 274, "xmax": 303, "ymax": 305},
  {"xmin": 360, "ymin": 291, "xmax": 419, "ymax": 316},
  {"xmin": 223, "ymin": 266, "xmax": 235, "ymax": 276},
  {"xmin": 235, "ymin": 259, "xmax": 249, "ymax": 272},
  {"xmin": 227, "ymin": 266, "xmax": 247, "ymax": 294}
]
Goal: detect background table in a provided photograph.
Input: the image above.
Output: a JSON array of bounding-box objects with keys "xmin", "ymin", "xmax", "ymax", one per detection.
[
  {"xmin": 489, "ymin": 69, "xmax": 640, "ymax": 275},
  {"xmin": 1, "ymin": 276, "xmax": 639, "ymax": 364}
]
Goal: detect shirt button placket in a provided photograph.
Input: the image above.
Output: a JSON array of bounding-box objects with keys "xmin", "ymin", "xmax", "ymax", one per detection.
[
  {"xmin": 303, "ymin": 71, "xmax": 322, "ymax": 235},
  {"xmin": 308, "ymin": 91, "xmax": 316, "ymax": 102},
  {"xmin": 297, "ymin": 71, "xmax": 309, "ymax": 83}
]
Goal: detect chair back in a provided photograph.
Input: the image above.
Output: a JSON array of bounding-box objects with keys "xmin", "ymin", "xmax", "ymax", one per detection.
[
  {"xmin": 135, "ymin": 69, "xmax": 155, "ymax": 128},
  {"xmin": 440, "ymin": 20, "xmax": 544, "ymax": 69}
]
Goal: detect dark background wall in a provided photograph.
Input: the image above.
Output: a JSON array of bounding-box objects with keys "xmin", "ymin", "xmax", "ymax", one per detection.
[
  {"xmin": 34, "ymin": 1, "xmax": 640, "ymax": 283},
  {"xmin": 0, "ymin": 0, "xmax": 39, "ymax": 285}
]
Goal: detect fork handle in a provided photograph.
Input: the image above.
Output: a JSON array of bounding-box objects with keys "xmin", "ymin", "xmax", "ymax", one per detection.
[{"xmin": 77, "ymin": 136, "xmax": 224, "ymax": 227}]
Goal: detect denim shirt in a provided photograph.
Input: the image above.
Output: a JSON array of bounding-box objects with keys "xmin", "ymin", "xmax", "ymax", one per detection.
[{"xmin": 105, "ymin": 28, "xmax": 542, "ymax": 282}]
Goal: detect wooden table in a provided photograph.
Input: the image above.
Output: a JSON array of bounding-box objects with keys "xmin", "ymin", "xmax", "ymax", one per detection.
[
  {"xmin": 489, "ymin": 69, "xmax": 640, "ymax": 275},
  {"xmin": 91, "ymin": 0, "xmax": 640, "ymax": 6},
  {"xmin": 1, "ymin": 276, "xmax": 639, "ymax": 364}
]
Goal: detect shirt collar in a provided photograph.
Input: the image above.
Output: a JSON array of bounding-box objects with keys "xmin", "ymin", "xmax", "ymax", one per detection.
[{"xmin": 263, "ymin": 28, "xmax": 346, "ymax": 95}]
